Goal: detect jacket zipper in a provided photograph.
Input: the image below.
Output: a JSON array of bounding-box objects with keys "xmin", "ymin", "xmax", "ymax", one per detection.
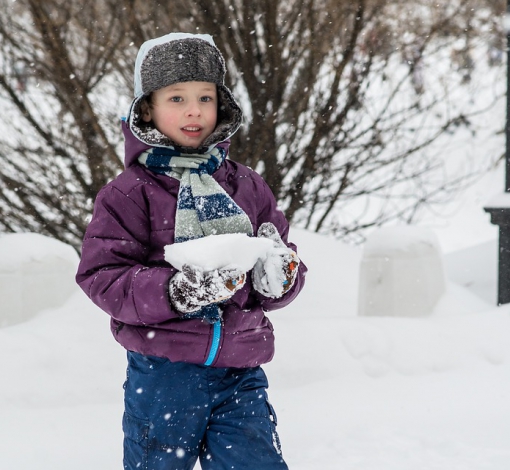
[{"xmin": 204, "ymin": 320, "xmax": 222, "ymax": 366}]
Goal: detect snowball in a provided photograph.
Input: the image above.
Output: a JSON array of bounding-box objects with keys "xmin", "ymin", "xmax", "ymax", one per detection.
[{"xmin": 164, "ymin": 233, "xmax": 274, "ymax": 272}]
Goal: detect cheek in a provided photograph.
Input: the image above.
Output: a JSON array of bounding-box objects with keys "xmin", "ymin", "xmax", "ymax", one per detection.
[
  {"xmin": 154, "ymin": 110, "xmax": 178, "ymax": 127},
  {"xmin": 208, "ymin": 108, "xmax": 218, "ymax": 127}
]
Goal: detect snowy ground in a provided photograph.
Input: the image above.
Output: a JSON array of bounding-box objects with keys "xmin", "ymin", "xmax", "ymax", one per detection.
[{"xmin": 1, "ymin": 156, "xmax": 509, "ymax": 469}]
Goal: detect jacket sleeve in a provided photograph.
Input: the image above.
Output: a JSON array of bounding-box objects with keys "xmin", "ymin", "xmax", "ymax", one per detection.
[
  {"xmin": 252, "ymin": 175, "xmax": 307, "ymax": 311},
  {"xmin": 76, "ymin": 184, "xmax": 180, "ymax": 326}
]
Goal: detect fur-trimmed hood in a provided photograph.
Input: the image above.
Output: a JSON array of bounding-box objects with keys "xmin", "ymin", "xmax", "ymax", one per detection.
[{"xmin": 121, "ymin": 119, "xmax": 231, "ymax": 169}]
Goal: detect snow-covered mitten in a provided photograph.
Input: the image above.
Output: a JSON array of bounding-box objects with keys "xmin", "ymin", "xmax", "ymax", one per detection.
[
  {"xmin": 169, "ymin": 264, "xmax": 246, "ymax": 315},
  {"xmin": 252, "ymin": 222, "xmax": 300, "ymax": 298}
]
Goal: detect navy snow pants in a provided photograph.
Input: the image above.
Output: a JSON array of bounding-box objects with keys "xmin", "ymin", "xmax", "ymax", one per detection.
[{"xmin": 123, "ymin": 351, "xmax": 288, "ymax": 470}]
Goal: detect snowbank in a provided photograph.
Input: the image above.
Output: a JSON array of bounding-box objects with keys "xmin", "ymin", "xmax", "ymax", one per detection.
[
  {"xmin": 358, "ymin": 226, "xmax": 446, "ymax": 317},
  {"xmin": 0, "ymin": 232, "xmax": 79, "ymax": 327},
  {"xmin": 0, "ymin": 229, "xmax": 509, "ymax": 470}
]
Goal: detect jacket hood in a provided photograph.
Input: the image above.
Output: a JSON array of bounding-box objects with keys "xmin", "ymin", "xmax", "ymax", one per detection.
[{"xmin": 127, "ymin": 32, "xmax": 243, "ymax": 153}]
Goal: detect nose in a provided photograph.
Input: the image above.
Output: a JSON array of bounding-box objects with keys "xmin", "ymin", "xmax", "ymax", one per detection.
[{"xmin": 185, "ymin": 102, "xmax": 201, "ymax": 117}]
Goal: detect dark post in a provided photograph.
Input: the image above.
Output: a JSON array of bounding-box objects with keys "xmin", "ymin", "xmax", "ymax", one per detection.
[
  {"xmin": 506, "ymin": 0, "xmax": 510, "ymax": 193},
  {"xmin": 484, "ymin": 1, "xmax": 510, "ymax": 305}
]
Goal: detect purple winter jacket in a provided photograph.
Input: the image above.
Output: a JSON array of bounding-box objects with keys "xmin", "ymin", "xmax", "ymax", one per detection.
[{"xmin": 76, "ymin": 122, "xmax": 306, "ymax": 368}]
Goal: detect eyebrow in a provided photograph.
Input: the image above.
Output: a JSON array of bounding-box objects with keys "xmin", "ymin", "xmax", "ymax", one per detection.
[{"xmin": 167, "ymin": 86, "xmax": 216, "ymax": 92}]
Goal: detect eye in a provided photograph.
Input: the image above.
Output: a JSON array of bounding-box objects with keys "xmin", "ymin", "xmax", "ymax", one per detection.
[
  {"xmin": 200, "ymin": 96, "xmax": 214, "ymax": 102},
  {"xmin": 169, "ymin": 96, "xmax": 182, "ymax": 102}
]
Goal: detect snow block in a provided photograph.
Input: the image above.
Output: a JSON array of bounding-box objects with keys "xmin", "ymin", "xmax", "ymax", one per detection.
[
  {"xmin": 358, "ymin": 226, "xmax": 446, "ymax": 317},
  {"xmin": 0, "ymin": 233, "xmax": 79, "ymax": 327}
]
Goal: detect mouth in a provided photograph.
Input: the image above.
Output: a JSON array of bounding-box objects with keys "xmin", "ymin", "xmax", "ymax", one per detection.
[{"xmin": 181, "ymin": 126, "xmax": 202, "ymax": 137}]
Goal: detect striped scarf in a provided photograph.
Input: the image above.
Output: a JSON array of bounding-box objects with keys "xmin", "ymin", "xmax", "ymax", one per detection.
[
  {"xmin": 138, "ymin": 145, "xmax": 253, "ymax": 242},
  {"xmin": 138, "ymin": 144, "xmax": 253, "ymax": 321}
]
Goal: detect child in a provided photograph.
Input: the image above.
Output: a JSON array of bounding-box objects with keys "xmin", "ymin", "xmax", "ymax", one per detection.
[{"xmin": 76, "ymin": 32, "xmax": 306, "ymax": 470}]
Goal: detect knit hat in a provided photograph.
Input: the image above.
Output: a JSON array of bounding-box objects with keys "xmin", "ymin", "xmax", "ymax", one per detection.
[{"xmin": 127, "ymin": 32, "xmax": 243, "ymax": 152}]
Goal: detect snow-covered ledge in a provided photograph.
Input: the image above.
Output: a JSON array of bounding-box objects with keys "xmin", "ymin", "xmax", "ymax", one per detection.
[
  {"xmin": 484, "ymin": 192, "xmax": 510, "ymax": 305},
  {"xmin": 358, "ymin": 226, "xmax": 446, "ymax": 317},
  {"xmin": 0, "ymin": 233, "xmax": 79, "ymax": 327},
  {"xmin": 484, "ymin": 192, "xmax": 510, "ymax": 211}
]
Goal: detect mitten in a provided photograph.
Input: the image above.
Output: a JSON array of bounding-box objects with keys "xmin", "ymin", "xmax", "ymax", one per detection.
[
  {"xmin": 252, "ymin": 222, "xmax": 300, "ymax": 298},
  {"xmin": 169, "ymin": 264, "xmax": 246, "ymax": 315}
]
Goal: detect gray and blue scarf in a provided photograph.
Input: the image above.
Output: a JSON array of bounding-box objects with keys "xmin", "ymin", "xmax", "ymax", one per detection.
[{"xmin": 138, "ymin": 144, "xmax": 253, "ymax": 322}]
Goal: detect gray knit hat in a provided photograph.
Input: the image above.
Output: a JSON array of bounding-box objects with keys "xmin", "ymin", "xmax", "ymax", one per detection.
[{"xmin": 128, "ymin": 32, "xmax": 243, "ymax": 151}]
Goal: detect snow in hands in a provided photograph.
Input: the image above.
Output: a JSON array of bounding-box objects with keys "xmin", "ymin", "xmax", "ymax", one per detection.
[{"xmin": 164, "ymin": 228, "xmax": 300, "ymax": 301}]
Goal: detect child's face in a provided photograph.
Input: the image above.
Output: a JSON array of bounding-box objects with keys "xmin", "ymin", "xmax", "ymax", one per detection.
[{"xmin": 142, "ymin": 81, "xmax": 218, "ymax": 148}]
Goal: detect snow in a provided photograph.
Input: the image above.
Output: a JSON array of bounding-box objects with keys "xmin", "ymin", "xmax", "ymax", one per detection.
[
  {"xmin": 358, "ymin": 226, "xmax": 446, "ymax": 317},
  {"xmin": 0, "ymin": 7, "xmax": 506, "ymax": 468},
  {"xmin": 164, "ymin": 233, "xmax": 274, "ymax": 271},
  {"xmin": 1, "ymin": 184, "xmax": 509, "ymax": 468},
  {"xmin": 0, "ymin": 233, "xmax": 79, "ymax": 327},
  {"xmin": 362, "ymin": 225, "xmax": 443, "ymax": 258},
  {"xmin": 485, "ymin": 191, "xmax": 510, "ymax": 208},
  {"xmin": 0, "ymin": 232, "xmax": 78, "ymax": 271}
]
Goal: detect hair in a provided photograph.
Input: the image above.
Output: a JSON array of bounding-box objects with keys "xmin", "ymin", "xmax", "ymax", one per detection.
[
  {"xmin": 137, "ymin": 94, "xmax": 155, "ymax": 129},
  {"xmin": 144, "ymin": 93, "xmax": 154, "ymax": 107}
]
